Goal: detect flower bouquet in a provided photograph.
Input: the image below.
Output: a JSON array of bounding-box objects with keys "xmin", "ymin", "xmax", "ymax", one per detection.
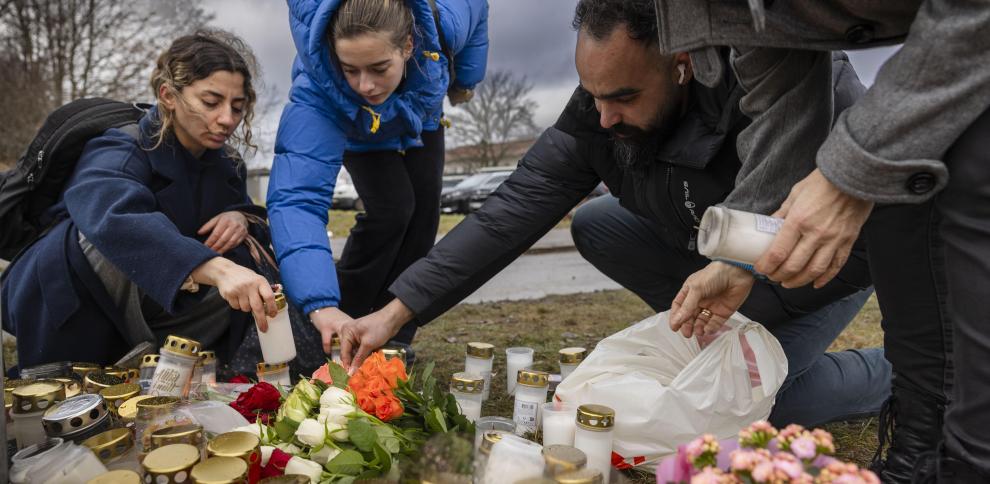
[
  {"xmin": 228, "ymin": 351, "xmax": 474, "ymax": 483},
  {"xmin": 656, "ymin": 421, "xmax": 880, "ymax": 484}
]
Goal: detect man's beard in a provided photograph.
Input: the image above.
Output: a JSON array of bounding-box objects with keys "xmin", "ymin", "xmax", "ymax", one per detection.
[{"xmin": 609, "ymin": 105, "xmax": 679, "ymax": 171}]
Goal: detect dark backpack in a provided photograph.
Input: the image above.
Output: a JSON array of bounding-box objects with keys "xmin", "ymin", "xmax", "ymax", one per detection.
[{"xmin": 0, "ymin": 98, "xmax": 149, "ymax": 261}]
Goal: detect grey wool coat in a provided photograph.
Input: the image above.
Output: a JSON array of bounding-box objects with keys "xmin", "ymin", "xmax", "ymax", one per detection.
[{"xmin": 653, "ymin": 0, "xmax": 990, "ymax": 213}]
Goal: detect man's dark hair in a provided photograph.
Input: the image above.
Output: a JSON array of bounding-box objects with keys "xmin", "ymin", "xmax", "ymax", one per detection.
[{"xmin": 572, "ymin": 0, "xmax": 659, "ymax": 47}]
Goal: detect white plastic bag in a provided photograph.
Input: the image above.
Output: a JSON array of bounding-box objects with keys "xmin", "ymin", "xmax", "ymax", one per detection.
[{"xmin": 553, "ymin": 311, "xmax": 787, "ymax": 467}]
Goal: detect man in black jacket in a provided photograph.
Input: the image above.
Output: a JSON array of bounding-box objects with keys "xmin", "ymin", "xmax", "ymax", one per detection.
[{"xmin": 337, "ymin": 0, "xmax": 889, "ymax": 427}]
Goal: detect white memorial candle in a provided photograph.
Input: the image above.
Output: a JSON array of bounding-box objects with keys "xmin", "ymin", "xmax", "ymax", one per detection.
[
  {"xmin": 558, "ymin": 347, "xmax": 587, "ymax": 381},
  {"xmin": 541, "ymin": 401, "xmax": 577, "ymax": 446},
  {"xmin": 697, "ymin": 206, "xmax": 783, "ymax": 266},
  {"xmin": 573, "ymin": 404, "xmax": 615, "ymax": 484},
  {"xmin": 505, "ymin": 347, "xmax": 534, "ymax": 395},
  {"xmin": 465, "ymin": 342, "xmax": 495, "ymax": 400},
  {"xmin": 257, "ymin": 293, "xmax": 296, "ymax": 364}
]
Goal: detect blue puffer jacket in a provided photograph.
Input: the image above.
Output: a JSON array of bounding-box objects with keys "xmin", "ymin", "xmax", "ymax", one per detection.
[{"xmin": 268, "ymin": 0, "xmax": 489, "ymax": 314}]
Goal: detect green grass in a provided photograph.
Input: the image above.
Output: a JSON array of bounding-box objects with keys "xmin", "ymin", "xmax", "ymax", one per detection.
[
  {"xmin": 411, "ymin": 290, "xmax": 885, "ymax": 481},
  {"xmin": 327, "ymin": 209, "xmax": 574, "ymax": 239}
]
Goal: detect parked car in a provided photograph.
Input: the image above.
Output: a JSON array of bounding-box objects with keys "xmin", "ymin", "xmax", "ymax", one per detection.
[
  {"xmin": 332, "ymin": 168, "xmax": 361, "ymax": 210},
  {"xmin": 466, "ymin": 171, "xmax": 511, "ymax": 212},
  {"xmin": 441, "ymin": 174, "xmax": 468, "ymax": 197},
  {"xmin": 441, "ymin": 169, "xmax": 512, "ymax": 214}
]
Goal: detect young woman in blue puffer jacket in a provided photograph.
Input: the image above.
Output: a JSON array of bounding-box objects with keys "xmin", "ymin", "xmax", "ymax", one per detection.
[{"xmin": 267, "ymin": 0, "xmax": 489, "ymax": 354}]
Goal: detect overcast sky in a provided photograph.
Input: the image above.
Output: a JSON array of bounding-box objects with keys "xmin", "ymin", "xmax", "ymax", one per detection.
[{"xmin": 202, "ymin": 0, "xmax": 898, "ymax": 167}]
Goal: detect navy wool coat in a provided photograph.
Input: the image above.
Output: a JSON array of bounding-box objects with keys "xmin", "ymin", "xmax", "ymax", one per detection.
[{"xmin": 1, "ymin": 107, "xmax": 266, "ymax": 368}]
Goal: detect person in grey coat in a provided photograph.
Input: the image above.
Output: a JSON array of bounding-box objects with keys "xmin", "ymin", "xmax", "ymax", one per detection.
[{"xmin": 653, "ymin": 1, "xmax": 990, "ymax": 482}]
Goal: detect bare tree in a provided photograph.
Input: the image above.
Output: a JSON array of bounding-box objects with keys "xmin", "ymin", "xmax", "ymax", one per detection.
[
  {"xmin": 0, "ymin": 0, "xmax": 213, "ymax": 166},
  {"xmin": 447, "ymin": 69, "xmax": 539, "ymax": 168}
]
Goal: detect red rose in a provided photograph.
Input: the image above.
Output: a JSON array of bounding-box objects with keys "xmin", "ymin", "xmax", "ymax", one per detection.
[
  {"xmin": 229, "ymin": 375, "xmax": 252, "ymax": 384},
  {"xmin": 230, "ymin": 382, "xmax": 282, "ymax": 423},
  {"xmin": 261, "ymin": 448, "xmax": 293, "ymax": 478}
]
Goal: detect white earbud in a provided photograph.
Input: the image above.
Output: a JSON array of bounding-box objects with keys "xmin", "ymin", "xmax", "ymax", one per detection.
[{"xmin": 677, "ymin": 64, "xmax": 687, "ymax": 85}]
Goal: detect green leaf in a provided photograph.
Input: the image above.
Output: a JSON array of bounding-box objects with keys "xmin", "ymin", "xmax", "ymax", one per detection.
[
  {"xmin": 373, "ymin": 425, "xmax": 402, "ymax": 454},
  {"xmin": 274, "ymin": 419, "xmax": 300, "ymax": 442},
  {"xmin": 325, "ymin": 449, "xmax": 366, "ymax": 476},
  {"xmin": 424, "ymin": 406, "xmax": 448, "ymax": 434},
  {"xmin": 327, "ymin": 360, "xmax": 350, "ymax": 389},
  {"xmin": 347, "ymin": 418, "xmax": 378, "ymax": 452},
  {"xmin": 373, "ymin": 442, "xmax": 392, "ymax": 474}
]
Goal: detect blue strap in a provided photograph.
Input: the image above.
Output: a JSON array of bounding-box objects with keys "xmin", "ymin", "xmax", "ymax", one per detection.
[{"xmin": 716, "ymin": 259, "xmax": 771, "ymax": 282}]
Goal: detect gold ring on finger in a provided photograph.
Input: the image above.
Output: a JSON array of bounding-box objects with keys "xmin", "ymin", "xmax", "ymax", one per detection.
[{"xmin": 699, "ymin": 308, "xmax": 713, "ymax": 319}]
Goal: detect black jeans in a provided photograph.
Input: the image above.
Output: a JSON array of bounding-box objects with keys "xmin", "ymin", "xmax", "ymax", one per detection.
[
  {"xmin": 937, "ymin": 106, "xmax": 990, "ymax": 474},
  {"xmin": 571, "ymin": 196, "xmax": 890, "ymax": 427},
  {"xmin": 337, "ymin": 128, "xmax": 445, "ymax": 344}
]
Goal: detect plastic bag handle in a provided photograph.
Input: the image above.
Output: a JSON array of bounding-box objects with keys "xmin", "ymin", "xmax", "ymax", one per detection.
[{"xmin": 743, "ymin": 328, "xmax": 785, "ymax": 398}]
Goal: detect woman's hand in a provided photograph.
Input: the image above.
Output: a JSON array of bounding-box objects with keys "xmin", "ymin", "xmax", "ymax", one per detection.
[
  {"xmin": 190, "ymin": 257, "xmax": 276, "ymax": 330},
  {"xmin": 198, "ymin": 211, "xmax": 249, "ymax": 254},
  {"xmin": 447, "ymin": 86, "xmax": 474, "ymax": 106},
  {"xmin": 669, "ymin": 262, "xmax": 755, "ymax": 338},
  {"xmin": 309, "ymin": 307, "xmax": 355, "ymax": 355}
]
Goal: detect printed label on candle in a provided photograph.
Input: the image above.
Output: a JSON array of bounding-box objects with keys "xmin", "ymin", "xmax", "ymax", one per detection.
[
  {"xmin": 754, "ymin": 214, "xmax": 783, "ymax": 234},
  {"xmin": 513, "ymin": 400, "xmax": 540, "ymax": 434},
  {"xmin": 150, "ymin": 367, "xmax": 184, "ymax": 396}
]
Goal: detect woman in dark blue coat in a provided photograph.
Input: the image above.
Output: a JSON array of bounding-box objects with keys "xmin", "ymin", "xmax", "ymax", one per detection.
[
  {"xmin": 1, "ymin": 31, "xmax": 277, "ymax": 369},
  {"xmin": 268, "ymin": 0, "xmax": 489, "ymax": 353}
]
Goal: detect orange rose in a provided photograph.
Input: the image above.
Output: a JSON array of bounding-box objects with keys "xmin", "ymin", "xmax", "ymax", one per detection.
[{"xmin": 372, "ymin": 392, "xmax": 404, "ymax": 421}]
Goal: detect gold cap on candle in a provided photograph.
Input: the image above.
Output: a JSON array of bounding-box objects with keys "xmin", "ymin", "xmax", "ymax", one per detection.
[
  {"xmin": 554, "ymin": 468, "xmax": 604, "ymax": 484},
  {"xmin": 141, "ymin": 354, "xmax": 161, "ymax": 369},
  {"xmin": 256, "ymin": 361, "xmax": 289, "ymax": 374},
  {"xmin": 83, "ymin": 372, "xmax": 124, "ymax": 393},
  {"xmin": 5, "ymin": 378, "xmax": 32, "ymax": 394},
  {"xmin": 151, "ymin": 423, "xmax": 205, "ymax": 450},
  {"xmin": 575, "ymin": 404, "xmax": 615, "ymax": 431},
  {"xmin": 200, "ymin": 351, "xmax": 217, "ymax": 364},
  {"xmin": 52, "ymin": 377, "xmax": 82, "ymax": 398},
  {"xmin": 517, "ymin": 369, "xmax": 550, "ymax": 388},
  {"xmin": 380, "ymin": 346, "xmax": 407, "ymax": 361},
  {"xmin": 273, "ymin": 293, "xmax": 287, "ymax": 311},
  {"xmin": 103, "ymin": 366, "xmax": 129, "ymax": 380},
  {"xmin": 450, "ymin": 372, "xmax": 484, "ymax": 394},
  {"xmin": 142, "ymin": 443, "xmax": 201, "ymax": 481},
  {"xmin": 478, "ymin": 431, "xmax": 504, "ymax": 456},
  {"xmin": 84, "ymin": 428, "xmax": 134, "ymax": 462},
  {"xmin": 542, "ymin": 445, "xmax": 588, "ymax": 476},
  {"xmin": 87, "ymin": 470, "xmax": 142, "ymax": 484},
  {"xmin": 466, "ymin": 342, "xmax": 495, "ymax": 359},
  {"xmin": 207, "ymin": 431, "xmax": 261, "ymax": 460},
  {"xmin": 558, "ymin": 347, "xmax": 587, "ymax": 364},
  {"xmin": 191, "ymin": 456, "xmax": 249, "ymax": 484},
  {"xmin": 11, "ymin": 380, "xmax": 65, "ymax": 414},
  {"xmin": 100, "ymin": 383, "xmax": 141, "ymax": 416},
  {"xmin": 72, "ymin": 362, "xmax": 102, "ymax": 380},
  {"xmin": 117, "ymin": 395, "xmax": 156, "ymax": 422},
  {"xmin": 162, "ymin": 335, "xmax": 202, "ymax": 358}
]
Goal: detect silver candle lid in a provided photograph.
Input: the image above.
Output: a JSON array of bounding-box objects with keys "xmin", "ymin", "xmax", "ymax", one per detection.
[
  {"xmin": 20, "ymin": 361, "xmax": 74, "ymax": 380},
  {"xmin": 42, "ymin": 393, "xmax": 111, "ymax": 438}
]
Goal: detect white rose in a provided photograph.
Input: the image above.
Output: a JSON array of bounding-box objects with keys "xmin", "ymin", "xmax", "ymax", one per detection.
[
  {"xmin": 275, "ymin": 442, "xmax": 302, "ymax": 455},
  {"xmin": 320, "ymin": 387, "xmax": 354, "ymax": 408},
  {"xmin": 284, "ymin": 456, "xmax": 323, "ymax": 483},
  {"xmin": 259, "ymin": 446, "xmax": 276, "ymax": 467},
  {"xmin": 317, "ymin": 406, "xmax": 350, "ymax": 426},
  {"xmin": 309, "ymin": 445, "xmax": 342, "ymax": 465},
  {"xmin": 327, "ymin": 421, "xmax": 349, "ymax": 442},
  {"xmin": 295, "ymin": 418, "xmax": 327, "ymax": 447}
]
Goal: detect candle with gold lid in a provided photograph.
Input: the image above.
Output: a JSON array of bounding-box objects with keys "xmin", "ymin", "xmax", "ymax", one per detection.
[
  {"xmin": 135, "ymin": 396, "xmax": 184, "ymax": 453},
  {"xmin": 465, "ymin": 342, "xmax": 495, "ymax": 400},
  {"xmin": 142, "ymin": 443, "xmax": 201, "ymax": 483},
  {"xmin": 207, "ymin": 431, "xmax": 261, "ymax": 483},
  {"xmin": 72, "ymin": 362, "xmax": 103, "ymax": 381},
  {"xmin": 380, "ymin": 346, "xmax": 408, "ymax": 366},
  {"xmin": 449, "ymin": 372, "xmax": 484, "ymax": 422},
  {"xmin": 151, "ymin": 423, "xmax": 205, "ymax": 451},
  {"xmin": 554, "ymin": 468, "xmax": 604, "ymax": 484},
  {"xmin": 52, "ymin": 377, "xmax": 82, "ymax": 398},
  {"xmin": 150, "ymin": 335, "xmax": 201, "ymax": 397},
  {"xmin": 83, "ymin": 427, "xmax": 141, "ymax": 473},
  {"xmin": 558, "ymin": 348, "xmax": 587, "ymax": 380},
  {"xmin": 42, "ymin": 393, "xmax": 112, "ymax": 442},
  {"xmin": 86, "ymin": 469, "xmax": 142, "ymax": 484},
  {"xmin": 191, "ymin": 456, "xmax": 249, "ymax": 484},
  {"xmin": 140, "ymin": 354, "xmax": 161, "ymax": 382},
  {"xmin": 117, "ymin": 395, "xmax": 156, "ymax": 424},
  {"xmin": 11, "ymin": 380, "xmax": 66, "ymax": 449},
  {"xmin": 5, "ymin": 378, "xmax": 32, "ymax": 395},
  {"xmin": 104, "ymin": 366, "xmax": 129, "ymax": 381},
  {"xmin": 257, "ymin": 292, "xmax": 296, "ymax": 364},
  {"xmin": 513, "ymin": 369, "xmax": 550, "ymax": 436},
  {"xmin": 100, "ymin": 383, "xmax": 140, "ymax": 417},
  {"xmin": 573, "ymin": 405, "xmax": 615, "ymax": 484},
  {"xmin": 84, "ymin": 372, "xmax": 125, "ymax": 394},
  {"xmin": 256, "ymin": 361, "xmax": 291, "ymax": 388},
  {"xmin": 200, "ymin": 351, "xmax": 218, "ymax": 385},
  {"xmin": 542, "ymin": 444, "xmax": 587, "ymax": 477}
]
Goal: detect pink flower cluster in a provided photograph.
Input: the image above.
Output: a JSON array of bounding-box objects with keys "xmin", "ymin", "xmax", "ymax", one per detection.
[{"xmin": 671, "ymin": 421, "xmax": 879, "ymax": 484}]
